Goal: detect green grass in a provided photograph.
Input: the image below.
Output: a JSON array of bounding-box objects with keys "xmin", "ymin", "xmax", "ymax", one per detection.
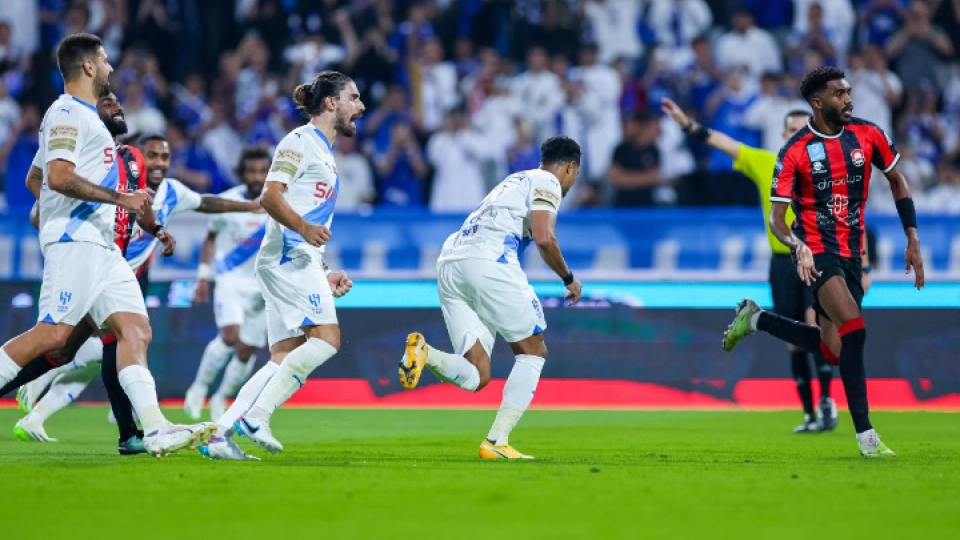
[{"xmin": 0, "ymin": 407, "xmax": 958, "ymax": 539}]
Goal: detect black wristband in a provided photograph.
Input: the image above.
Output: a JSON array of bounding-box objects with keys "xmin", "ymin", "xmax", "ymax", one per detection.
[
  {"xmin": 562, "ymin": 272, "xmax": 575, "ymax": 286},
  {"xmin": 152, "ymin": 224, "xmax": 164, "ymax": 236},
  {"xmin": 684, "ymin": 121, "xmax": 711, "ymax": 141},
  {"xmin": 895, "ymin": 197, "xmax": 917, "ymax": 230}
]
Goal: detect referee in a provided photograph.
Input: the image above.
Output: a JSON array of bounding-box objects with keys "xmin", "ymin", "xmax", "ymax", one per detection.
[{"xmin": 661, "ymin": 97, "xmax": 835, "ymax": 433}]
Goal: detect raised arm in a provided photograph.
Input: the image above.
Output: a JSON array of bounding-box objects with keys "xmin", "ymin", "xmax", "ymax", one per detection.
[
  {"xmin": 196, "ymin": 195, "xmax": 261, "ymax": 214},
  {"xmin": 530, "ymin": 210, "xmax": 582, "ymax": 305},
  {"xmin": 661, "ymin": 97, "xmax": 740, "ymax": 160}
]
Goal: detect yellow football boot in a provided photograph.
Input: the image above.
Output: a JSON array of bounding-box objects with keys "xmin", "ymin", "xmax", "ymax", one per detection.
[
  {"xmin": 479, "ymin": 439, "xmax": 534, "ymax": 459},
  {"xmin": 398, "ymin": 332, "xmax": 428, "ymax": 390}
]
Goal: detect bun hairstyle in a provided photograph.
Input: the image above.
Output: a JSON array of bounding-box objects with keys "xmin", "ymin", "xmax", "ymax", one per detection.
[{"xmin": 293, "ymin": 71, "xmax": 354, "ymax": 117}]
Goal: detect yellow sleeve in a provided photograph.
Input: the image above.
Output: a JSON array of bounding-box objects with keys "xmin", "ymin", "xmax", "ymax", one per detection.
[{"xmin": 733, "ymin": 145, "xmax": 777, "ymax": 194}]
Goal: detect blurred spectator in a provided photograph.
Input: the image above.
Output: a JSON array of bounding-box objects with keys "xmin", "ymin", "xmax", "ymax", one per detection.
[
  {"xmin": 918, "ymin": 156, "xmax": 960, "ymax": 213},
  {"xmin": 508, "ymin": 119, "xmax": 540, "ymax": 174},
  {"xmin": 741, "ymin": 0, "xmax": 793, "ymax": 31},
  {"xmin": 716, "ymin": 8, "xmax": 781, "ymax": 81},
  {"xmin": 678, "ymin": 35, "xmax": 723, "ymax": 116},
  {"xmin": 390, "ymin": 0, "xmax": 436, "ymax": 63},
  {"xmin": 427, "ymin": 109, "xmax": 486, "ymax": 212},
  {"xmin": 615, "ymin": 56, "xmax": 646, "ymax": 117},
  {"xmin": 899, "ymin": 83, "xmax": 948, "ymax": 169},
  {"xmin": 859, "ymin": 0, "xmax": 908, "ymax": 48},
  {"xmin": 887, "ymin": 0, "xmax": 954, "ymax": 93},
  {"xmin": 744, "ymin": 73, "xmax": 809, "ymax": 153},
  {"xmin": 793, "ymin": 0, "xmax": 856, "ymax": 57},
  {"xmin": 166, "ymin": 121, "xmax": 214, "ymax": 193},
  {"xmin": 451, "ymin": 37, "xmax": 479, "ymax": 81},
  {"xmin": 172, "ymin": 73, "xmax": 213, "ymax": 133},
  {"xmin": 0, "ymin": 21, "xmax": 24, "ymax": 74},
  {"xmin": 0, "ymin": 103, "xmax": 40, "ymax": 212},
  {"xmin": 334, "ymin": 135, "xmax": 376, "ymax": 211},
  {"xmin": 377, "ymin": 121, "xmax": 429, "ymax": 207},
  {"xmin": 706, "ymin": 71, "xmax": 760, "ymax": 172},
  {"xmin": 583, "ymin": 0, "xmax": 643, "ymax": 65},
  {"xmin": 0, "ymin": 0, "xmax": 38, "ymax": 56},
  {"xmin": 608, "ymin": 111, "xmax": 663, "ymax": 207},
  {"xmin": 0, "ymin": 78, "xmax": 19, "ymax": 148},
  {"xmin": 237, "ymin": 36, "xmax": 273, "ymax": 123},
  {"xmin": 123, "ymin": 82, "xmax": 166, "ymax": 136},
  {"xmin": 847, "ymin": 46, "xmax": 902, "ymax": 135},
  {"xmin": 569, "ymin": 44, "xmax": 622, "ymax": 183},
  {"xmin": 512, "ymin": 46, "xmax": 564, "ymax": 144},
  {"xmin": 931, "ymin": 0, "xmax": 960, "ymax": 59},
  {"xmin": 201, "ymin": 101, "xmax": 244, "ymax": 189},
  {"xmin": 363, "ymin": 85, "xmax": 414, "ymax": 157},
  {"xmin": 788, "ymin": 3, "xmax": 839, "ymax": 71},
  {"xmin": 414, "ymin": 38, "xmax": 458, "ymax": 134},
  {"xmin": 342, "ymin": 26, "xmax": 397, "ymax": 107},
  {"xmin": 648, "ymin": 0, "xmax": 713, "ymax": 70}
]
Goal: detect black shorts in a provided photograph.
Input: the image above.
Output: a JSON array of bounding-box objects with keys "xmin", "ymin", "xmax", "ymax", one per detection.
[
  {"xmin": 769, "ymin": 253, "xmax": 814, "ymax": 320},
  {"xmin": 136, "ymin": 264, "xmax": 150, "ymax": 298},
  {"xmin": 809, "ymin": 253, "xmax": 864, "ymax": 322}
]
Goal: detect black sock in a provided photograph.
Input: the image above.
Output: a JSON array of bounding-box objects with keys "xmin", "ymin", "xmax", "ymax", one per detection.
[
  {"xmin": 0, "ymin": 355, "xmax": 60, "ymax": 397},
  {"xmin": 791, "ymin": 350, "xmax": 815, "ymax": 417},
  {"xmin": 814, "ymin": 353, "xmax": 834, "ymax": 399},
  {"xmin": 838, "ymin": 322, "xmax": 871, "ymax": 433},
  {"xmin": 757, "ymin": 311, "xmax": 822, "ymax": 351},
  {"xmin": 101, "ymin": 340, "xmax": 140, "ymax": 441}
]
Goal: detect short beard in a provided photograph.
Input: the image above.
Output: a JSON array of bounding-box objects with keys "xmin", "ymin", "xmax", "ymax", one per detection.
[
  {"xmin": 94, "ymin": 75, "xmax": 111, "ymax": 99},
  {"xmin": 334, "ymin": 112, "xmax": 357, "ymax": 137},
  {"xmin": 824, "ymin": 107, "xmax": 850, "ymax": 126},
  {"xmin": 105, "ymin": 120, "xmax": 128, "ymax": 137}
]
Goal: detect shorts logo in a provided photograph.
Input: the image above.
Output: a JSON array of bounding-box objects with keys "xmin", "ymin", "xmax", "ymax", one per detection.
[
  {"xmin": 806, "ymin": 143, "xmax": 826, "ymax": 162},
  {"xmin": 531, "ymin": 299, "xmax": 543, "ymax": 319},
  {"xmin": 57, "ymin": 290, "xmax": 72, "ymax": 313},
  {"xmin": 308, "ymin": 293, "xmax": 324, "ymax": 315},
  {"xmin": 850, "ymin": 149, "xmax": 865, "ymax": 168}
]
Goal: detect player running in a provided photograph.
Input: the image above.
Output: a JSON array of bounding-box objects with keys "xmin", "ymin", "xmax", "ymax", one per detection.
[
  {"xmin": 398, "ymin": 135, "xmax": 584, "ymax": 460},
  {"xmin": 185, "ymin": 147, "xmax": 271, "ymax": 421},
  {"xmin": 722, "ymin": 66, "xmax": 925, "ymax": 457},
  {"xmin": 661, "ymin": 98, "xmax": 837, "ymax": 433},
  {"xmin": 0, "ymin": 33, "xmax": 210, "ymax": 457},
  {"xmin": 201, "ymin": 71, "xmax": 360, "ymax": 460}
]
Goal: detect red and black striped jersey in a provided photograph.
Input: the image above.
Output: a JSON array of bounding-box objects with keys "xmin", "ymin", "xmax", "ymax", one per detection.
[
  {"xmin": 771, "ymin": 118, "xmax": 899, "ymax": 260},
  {"xmin": 113, "ymin": 144, "xmax": 146, "ymax": 255}
]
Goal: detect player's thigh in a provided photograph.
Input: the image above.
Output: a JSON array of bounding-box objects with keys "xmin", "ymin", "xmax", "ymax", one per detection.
[
  {"xmin": 91, "ymin": 250, "xmax": 149, "ymax": 330},
  {"xmin": 466, "ymin": 261, "xmax": 546, "ymax": 346},
  {"xmin": 257, "ymin": 260, "xmax": 337, "ymax": 349},
  {"xmin": 814, "ymin": 275, "xmax": 861, "ymax": 326},
  {"xmin": 213, "ymin": 279, "xmax": 247, "ymax": 330},
  {"xmin": 237, "ymin": 295, "xmax": 268, "ymax": 349},
  {"xmin": 769, "ymin": 254, "xmax": 805, "ymax": 320},
  {"xmin": 437, "ymin": 262, "xmax": 496, "ymax": 357},
  {"xmin": 818, "ymin": 315, "xmax": 841, "ymax": 358},
  {"xmin": 37, "ymin": 243, "xmax": 109, "ymax": 327}
]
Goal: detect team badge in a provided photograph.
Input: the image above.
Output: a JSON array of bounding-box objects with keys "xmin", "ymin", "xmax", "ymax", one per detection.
[
  {"xmin": 850, "ymin": 149, "xmax": 865, "ymax": 167},
  {"xmin": 812, "ymin": 161, "xmax": 824, "ymax": 174},
  {"xmin": 806, "ymin": 143, "xmax": 826, "ymax": 162},
  {"xmin": 129, "ymin": 161, "xmax": 140, "ymax": 178}
]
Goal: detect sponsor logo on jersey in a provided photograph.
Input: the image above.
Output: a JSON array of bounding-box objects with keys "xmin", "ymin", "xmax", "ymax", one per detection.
[
  {"xmin": 50, "ymin": 125, "xmax": 79, "ymax": 138},
  {"xmin": 532, "ymin": 188, "xmax": 560, "ymax": 209},
  {"xmin": 851, "ymin": 148, "xmax": 865, "ymax": 167},
  {"xmin": 831, "ymin": 194, "xmax": 849, "ymax": 218},
  {"xmin": 817, "ymin": 175, "xmax": 862, "ymax": 191},
  {"xmin": 806, "ymin": 143, "xmax": 826, "ymax": 162}
]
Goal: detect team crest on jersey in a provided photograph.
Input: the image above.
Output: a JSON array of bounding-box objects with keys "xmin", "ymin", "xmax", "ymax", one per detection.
[
  {"xmin": 57, "ymin": 290, "xmax": 73, "ymax": 313},
  {"xmin": 812, "ymin": 161, "xmax": 825, "ymax": 174},
  {"xmin": 806, "ymin": 143, "xmax": 826, "ymax": 162},
  {"xmin": 129, "ymin": 161, "xmax": 140, "ymax": 178},
  {"xmin": 308, "ymin": 293, "xmax": 324, "ymax": 315},
  {"xmin": 850, "ymin": 149, "xmax": 865, "ymax": 167}
]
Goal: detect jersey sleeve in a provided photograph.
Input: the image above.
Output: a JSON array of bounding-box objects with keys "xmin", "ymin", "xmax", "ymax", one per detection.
[
  {"xmin": 42, "ymin": 106, "xmax": 84, "ymax": 165},
  {"xmin": 528, "ymin": 171, "xmax": 563, "ymax": 214},
  {"xmin": 733, "ymin": 144, "xmax": 776, "ymax": 193},
  {"xmin": 171, "ymin": 180, "xmax": 203, "ymax": 214},
  {"xmin": 267, "ymin": 133, "xmax": 307, "ymax": 185},
  {"xmin": 869, "ymin": 124, "xmax": 900, "ymax": 173},
  {"xmin": 770, "ymin": 144, "xmax": 798, "ymax": 204}
]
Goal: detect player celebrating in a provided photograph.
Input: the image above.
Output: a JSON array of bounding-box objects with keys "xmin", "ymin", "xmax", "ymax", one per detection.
[
  {"xmin": 661, "ymin": 98, "xmax": 836, "ymax": 433},
  {"xmin": 398, "ymin": 136, "xmax": 584, "ymax": 460},
  {"xmin": 723, "ymin": 67, "xmax": 925, "ymax": 457},
  {"xmin": 185, "ymin": 147, "xmax": 271, "ymax": 421},
  {"xmin": 201, "ymin": 71, "xmax": 360, "ymax": 460},
  {"xmin": 0, "ymin": 33, "xmax": 210, "ymax": 457}
]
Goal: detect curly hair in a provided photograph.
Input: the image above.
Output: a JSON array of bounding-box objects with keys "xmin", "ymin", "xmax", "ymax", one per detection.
[
  {"xmin": 799, "ymin": 66, "xmax": 846, "ymax": 103},
  {"xmin": 292, "ymin": 71, "xmax": 354, "ymax": 117}
]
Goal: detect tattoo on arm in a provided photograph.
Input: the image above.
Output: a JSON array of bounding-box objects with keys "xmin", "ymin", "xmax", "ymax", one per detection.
[
  {"xmin": 26, "ymin": 166, "xmax": 44, "ymax": 199},
  {"xmin": 197, "ymin": 195, "xmax": 257, "ymax": 213},
  {"xmin": 57, "ymin": 172, "xmax": 121, "ymax": 204}
]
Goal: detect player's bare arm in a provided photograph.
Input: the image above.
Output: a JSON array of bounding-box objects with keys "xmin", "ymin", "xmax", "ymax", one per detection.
[
  {"xmin": 260, "ymin": 180, "xmax": 331, "ymax": 247},
  {"xmin": 770, "ymin": 202, "xmax": 820, "ymax": 286},
  {"xmin": 530, "ymin": 209, "xmax": 582, "ymax": 305},
  {"xmin": 885, "ymin": 165, "xmax": 924, "ymax": 289},
  {"xmin": 26, "ymin": 164, "xmax": 43, "ymax": 198},
  {"xmin": 196, "ymin": 195, "xmax": 261, "ymax": 214},
  {"xmin": 47, "ymin": 159, "xmax": 152, "ymax": 214},
  {"xmin": 661, "ymin": 97, "xmax": 740, "ymax": 160},
  {"xmin": 193, "ymin": 231, "xmax": 218, "ymax": 303},
  {"xmin": 135, "ymin": 207, "xmax": 176, "ymax": 257}
]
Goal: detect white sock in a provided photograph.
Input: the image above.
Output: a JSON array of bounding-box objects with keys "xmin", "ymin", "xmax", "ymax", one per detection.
[
  {"xmin": 117, "ymin": 365, "xmax": 167, "ymax": 433},
  {"xmin": 247, "ymin": 338, "xmax": 337, "ymax": 421},
  {"xmin": 425, "ymin": 346, "xmax": 480, "ymax": 391},
  {"xmin": 191, "ymin": 336, "xmax": 234, "ymax": 390},
  {"xmin": 72, "ymin": 338, "xmax": 103, "ymax": 368},
  {"xmin": 749, "ymin": 310, "xmax": 763, "ymax": 331},
  {"xmin": 0, "ymin": 347, "xmax": 21, "ymax": 387},
  {"xmin": 212, "ymin": 355, "xmax": 255, "ymax": 399},
  {"xmin": 216, "ymin": 361, "xmax": 278, "ymax": 435},
  {"xmin": 487, "ymin": 355, "xmax": 545, "ymax": 446},
  {"xmin": 31, "ymin": 361, "xmax": 99, "ymax": 422}
]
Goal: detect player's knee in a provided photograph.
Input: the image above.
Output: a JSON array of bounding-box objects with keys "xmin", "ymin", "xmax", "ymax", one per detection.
[
  {"xmin": 39, "ymin": 324, "xmax": 72, "ymax": 351},
  {"xmin": 475, "ymin": 369, "xmax": 492, "ymax": 391},
  {"xmin": 220, "ymin": 327, "xmax": 240, "ymax": 346},
  {"xmin": 534, "ymin": 341, "xmax": 548, "ymax": 359}
]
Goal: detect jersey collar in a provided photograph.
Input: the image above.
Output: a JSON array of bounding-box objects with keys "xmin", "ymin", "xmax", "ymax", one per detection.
[
  {"xmin": 807, "ymin": 120, "xmax": 844, "ymax": 139},
  {"xmin": 66, "ymin": 94, "xmax": 97, "ymax": 113},
  {"xmin": 313, "ymin": 128, "xmax": 333, "ymax": 151}
]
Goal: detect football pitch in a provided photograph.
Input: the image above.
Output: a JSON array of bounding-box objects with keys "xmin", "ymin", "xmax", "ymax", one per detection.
[{"xmin": 0, "ymin": 407, "xmax": 957, "ymax": 539}]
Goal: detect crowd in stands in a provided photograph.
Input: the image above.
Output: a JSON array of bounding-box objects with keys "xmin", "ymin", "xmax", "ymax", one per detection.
[{"xmin": 1, "ymin": 0, "xmax": 959, "ymax": 215}]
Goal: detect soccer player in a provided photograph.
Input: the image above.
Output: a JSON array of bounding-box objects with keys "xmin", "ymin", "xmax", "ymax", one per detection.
[
  {"xmin": 0, "ymin": 33, "xmax": 210, "ymax": 457},
  {"xmin": 661, "ymin": 98, "xmax": 837, "ymax": 433},
  {"xmin": 185, "ymin": 147, "xmax": 270, "ymax": 421},
  {"xmin": 201, "ymin": 71, "xmax": 360, "ymax": 460},
  {"xmin": 398, "ymin": 136, "xmax": 584, "ymax": 460},
  {"xmin": 722, "ymin": 66, "xmax": 925, "ymax": 457}
]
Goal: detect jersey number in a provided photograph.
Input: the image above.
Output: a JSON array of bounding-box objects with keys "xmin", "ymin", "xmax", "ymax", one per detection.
[
  {"xmin": 314, "ymin": 182, "xmax": 333, "ymax": 201},
  {"xmin": 103, "ymin": 147, "xmax": 115, "ymax": 164}
]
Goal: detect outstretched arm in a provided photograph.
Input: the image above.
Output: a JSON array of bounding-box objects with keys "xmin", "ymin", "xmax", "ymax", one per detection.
[
  {"xmin": 196, "ymin": 195, "xmax": 260, "ymax": 213},
  {"xmin": 661, "ymin": 97, "xmax": 740, "ymax": 160}
]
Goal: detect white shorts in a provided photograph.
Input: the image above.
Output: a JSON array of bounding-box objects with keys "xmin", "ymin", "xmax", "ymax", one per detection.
[
  {"xmin": 437, "ymin": 259, "xmax": 546, "ymax": 356},
  {"xmin": 213, "ymin": 276, "xmax": 267, "ymax": 348},
  {"xmin": 256, "ymin": 257, "xmax": 337, "ymax": 347},
  {"xmin": 38, "ymin": 242, "xmax": 147, "ymax": 327}
]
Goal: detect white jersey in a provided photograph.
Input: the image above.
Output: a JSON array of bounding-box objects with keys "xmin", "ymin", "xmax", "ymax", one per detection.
[
  {"xmin": 34, "ymin": 94, "xmax": 119, "ymax": 249},
  {"xmin": 439, "ymin": 169, "xmax": 563, "ymax": 266},
  {"xmin": 257, "ymin": 124, "xmax": 339, "ymax": 268},
  {"xmin": 125, "ymin": 177, "xmax": 203, "ymax": 271},
  {"xmin": 209, "ymin": 185, "xmax": 268, "ymax": 282}
]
